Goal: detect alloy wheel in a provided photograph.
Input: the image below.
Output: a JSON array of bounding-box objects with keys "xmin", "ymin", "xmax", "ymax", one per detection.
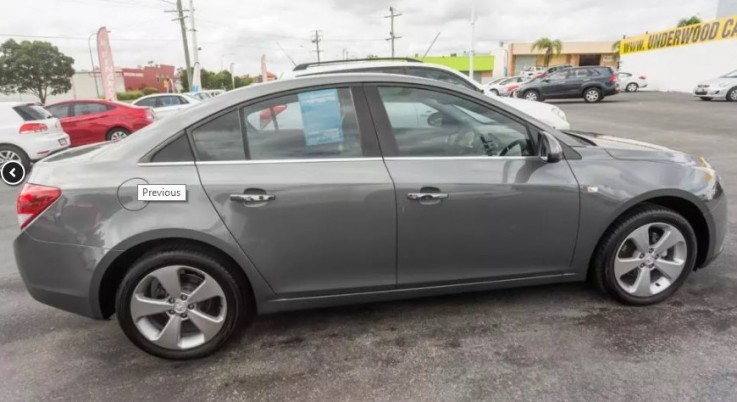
[
  {"xmin": 613, "ymin": 222, "xmax": 687, "ymax": 297},
  {"xmin": 728, "ymin": 88, "xmax": 737, "ymax": 101},
  {"xmin": 585, "ymin": 89, "xmax": 600, "ymax": 102},
  {"xmin": 626, "ymin": 83, "xmax": 638, "ymax": 92},
  {"xmin": 130, "ymin": 265, "xmax": 227, "ymax": 350},
  {"xmin": 0, "ymin": 150, "xmax": 21, "ymax": 164},
  {"xmin": 109, "ymin": 130, "xmax": 128, "ymax": 141},
  {"xmin": 524, "ymin": 91, "xmax": 538, "ymax": 101}
]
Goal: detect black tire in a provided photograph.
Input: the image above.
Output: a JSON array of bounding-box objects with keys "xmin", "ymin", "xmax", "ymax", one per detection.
[
  {"xmin": 0, "ymin": 144, "xmax": 31, "ymax": 172},
  {"xmin": 116, "ymin": 246, "xmax": 251, "ymax": 360},
  {"xmin": 523, "ymin": 89, "xmax": 541, "ymax": 101},
  {"xmin": 583, "ymin": 87, "xmax": 602, "ymax": 103},
  {"xmin": 106, "ymin": 127, "xmax": 130, "ymax": 142},
  {"xmin": 699, "ymin": 97, "xmax": 712, "ymax": 101},
  {"xmin": 591, "ymin": 204, "xmax": 697, "ymax": 306},
  {"xmin": 626, "ymin": 83, "xmax": 638, "ymax": 92},
  {"xmin": 490, "ymin": 89, "xmax": 499, "ymax": 96},
  {"xmin": 726, "ymin": 87, "xmax": 737, "ymax": 102}
]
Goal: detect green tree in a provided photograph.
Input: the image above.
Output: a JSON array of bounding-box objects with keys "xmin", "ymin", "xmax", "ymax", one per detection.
[
  {"xmin": 677, "ymin": 16, "xmax": 701, "ymax": 27},
  {"xmin": 531, "ymin": 37, "xmax": 563, "ymax": 67},
  {"xmin": 0, "ymin": 39, "xmax": 74, "ymax": 104}
]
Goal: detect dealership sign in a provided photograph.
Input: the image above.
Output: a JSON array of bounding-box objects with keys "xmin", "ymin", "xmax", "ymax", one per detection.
[
  {"xmin": 621, "ymin": 14, "xmax": 737, "ymax": 55},
  {"xmin": 96, "ymin": 27, "xmax": 118, "ymax": 101}
]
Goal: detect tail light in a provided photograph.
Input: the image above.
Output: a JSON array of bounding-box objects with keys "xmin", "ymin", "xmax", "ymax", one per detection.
[
  {"xmin": 17, "ymin": 184, "xmax": 61, "ymax": 230},
  {"xmin": 131, "ymin": 107, "xmax": 156, "ymax": 122},
  {"xmin": 19, "ymin": 122, "xmax": 48, "ymax": 134},
  {"xmin": 610, "ymin": 74, "xmax": 617, "ymax": 83},
  {"xmin": 639, "ymin": 75, "xmax": 647, "ymax": 80}
]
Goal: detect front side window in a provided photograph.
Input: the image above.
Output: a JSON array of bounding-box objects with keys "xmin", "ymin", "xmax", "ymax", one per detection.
[
  {"xmin": 378, "ymin": 86, "xmax": 534, "ymax": 157},
  {"xmin": 242, "ymin": 87, "xmax": 362, "ymax": 160}
]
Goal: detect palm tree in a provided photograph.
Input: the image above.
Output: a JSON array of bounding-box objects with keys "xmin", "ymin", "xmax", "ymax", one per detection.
[
  {"xmin": 611, "ymin": 40, "xmax": 621, "ymax": 70},
  {"xmin": 531, "ymin": 38, "xmax": 563, "ymax": 67},
  {"xmin": 677, "ymin": 16, "xmax": 701, "ymax": 27}
]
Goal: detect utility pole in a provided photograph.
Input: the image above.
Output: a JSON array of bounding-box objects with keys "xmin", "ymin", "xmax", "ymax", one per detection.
[
  {"xmin": 385, "ymin": 6, "xmax": 402, "ymax": 58},
  {"xmin": 311, "ymin": 30, "xmax": 323, "ymax": 62},
  {"xmin": 469, "ymin": 4, "xmax": 476, "ymax": 80},
  {"xmin": 189, "ymin": 0, "xmax": 199, "ymax": 64},
  {"xmin": 166, "ymin": 0, "xmax": 192, "ymax": 89}
]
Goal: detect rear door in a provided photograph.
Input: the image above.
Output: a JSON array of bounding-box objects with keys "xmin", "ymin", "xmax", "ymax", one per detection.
[
  {"xmin": 366, "ymin": 84, "xmax": 580, "ymax": 286},
  {"xmin": 64, "ymin": 102, "xmax": 111, "ymax": 145},
  {"xmin": 193, "ymin": 85, "xmax": 397, "ymax": 297}
]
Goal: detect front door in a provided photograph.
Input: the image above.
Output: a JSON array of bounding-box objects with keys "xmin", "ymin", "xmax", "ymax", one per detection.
[
  {"xmin": 539, "ymin": 70, "xmax": 569, "ymax": 98},
  {"xmin": 366, "ymin": 85, "xmax": 580, "ymax": 286},
  {"xmin": 192, "ymin": 86, "xmax": 397, "ymax": 297}
]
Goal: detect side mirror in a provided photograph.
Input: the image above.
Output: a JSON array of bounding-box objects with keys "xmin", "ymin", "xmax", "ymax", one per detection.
[
  {"xmin": 427, "ymin": 112, "xmax": 443, "ymax": 127},
  {"xmin": 538, "ymin": 131, "xmax": 563, "ymax": 163}
]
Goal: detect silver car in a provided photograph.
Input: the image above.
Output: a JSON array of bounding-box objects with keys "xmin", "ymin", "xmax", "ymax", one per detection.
[
  {"xmin": 13, "ymin": 74, "xmax": 726, "ymax": 359},
  {"xmin": 693, "ymin": 69, "xmax": 737, "ymax": 101}
]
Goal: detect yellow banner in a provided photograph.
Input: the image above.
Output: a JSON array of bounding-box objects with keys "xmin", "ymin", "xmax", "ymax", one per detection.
[{"xmin": 621, "ymin": 14, "xmax": 737, "ymax": 55}]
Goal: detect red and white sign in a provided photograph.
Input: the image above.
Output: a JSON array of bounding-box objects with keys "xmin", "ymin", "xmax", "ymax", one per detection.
[{"xmin": 96, "ymin": 27, "xmax": 117, "ymax": 101}]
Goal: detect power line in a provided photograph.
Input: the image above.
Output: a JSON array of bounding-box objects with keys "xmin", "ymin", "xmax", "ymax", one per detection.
[
  {"xmin": 385, "ymin": 6, "xmax": 402, "ymax": 57},
  {"xmin": 311, "ymin": 30, "xmax": 323, "ymax": 63}
]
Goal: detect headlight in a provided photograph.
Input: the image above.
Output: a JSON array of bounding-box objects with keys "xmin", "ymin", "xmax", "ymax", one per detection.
[{"xmin": 551, "ymin": 107, "xmax": 567, "ymax": 122}]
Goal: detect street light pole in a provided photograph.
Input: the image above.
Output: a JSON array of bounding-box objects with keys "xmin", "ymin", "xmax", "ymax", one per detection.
[
  {"xmin": 229, "ymin": 62, "xmax": 235, "ymax": 89},
  {"xmin": 87, "ymin": 33, "xmax": 100, "ymax": 98},
  {"xmin": 220, "ymin": 53, "xmax": 234, "ymax": 71}
]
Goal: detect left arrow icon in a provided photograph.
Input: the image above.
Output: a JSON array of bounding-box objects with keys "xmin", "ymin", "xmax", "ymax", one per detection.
[{"xmin": 1, "ymin": 161, "xmax": 25, "ymax": 186}]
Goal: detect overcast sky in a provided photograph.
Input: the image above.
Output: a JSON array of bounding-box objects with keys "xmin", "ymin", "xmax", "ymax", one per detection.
[{"xmin": 0, "ymin": 0, "xmax": 720, "ymax": 76}]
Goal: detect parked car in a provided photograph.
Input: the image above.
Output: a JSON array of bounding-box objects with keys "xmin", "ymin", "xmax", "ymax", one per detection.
[
  {"xmin": 486, "ymin": 76, "xmax": 529, "ymax": 96},
  {"xmin": 520, "ymin": 65, "xmax": 546, "ymax": 77},
  {"xmin": 0, "ymin": 102, "xmax": 70, "ymax": 170},
  {"xmin": 541, "ymin": 64, "xmax": 573, "ymax": 78},
  {"xmin": 45, "ymin": 100, "xmax": 155, "ymax": 147},
  {"xmin": 516, "ymin": 66, "xmax": 619, "ymax": 103},
  {"xmin": 617, "ymin": 72, "xmax": 648, "ymax": 92},
  {"xmin": 132, "ymin": 93, "xmax": 201, "ymax": 119},
  {"xmin": 286, "ymin": 59, "xmax": 570, "ymax": 130},
  {"xmin": 693, "ymin": 69, "xmax": 737, "ymax": 101},
  {"xmin": 14, "ymin": 74, "xmax": 725, "ymax": 359}
]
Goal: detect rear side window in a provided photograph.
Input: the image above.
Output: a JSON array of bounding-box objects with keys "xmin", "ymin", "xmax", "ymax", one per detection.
[
  {"xmin": 13, "ymin": 105, "xmax": 52, "ymax": 121},
  {"xmin": 73, "ymin": 103, "xmax": 109, "ymax": 116},
  {"xmin": 241, "ymin": 87, "xmax": 362, "ymax": 160},
  {"xmin": 135, "ymin": 98, "xmax": 156, "ymax": 107},
  {"xmin": 191, "ymin": 110, "xmax": 246, "ymax": 161},
  {"xmin": 151, "ymin": 133, "xmax": 194, "ymax": 162},
  {"xmin": 406, "ymin": 67, "xmax": 478, "ymax": 91}
]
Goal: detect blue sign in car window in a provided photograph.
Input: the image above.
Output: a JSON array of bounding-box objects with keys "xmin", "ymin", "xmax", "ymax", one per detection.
[{"xmin": 298, "ymin": 89, "xmax": 344, "ymax": 146}]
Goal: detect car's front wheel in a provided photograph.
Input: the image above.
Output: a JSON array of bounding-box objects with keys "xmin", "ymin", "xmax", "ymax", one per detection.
[
  {"xmin": 592, "ymin": 205, "xmax": 697, "ymax": 305},
  {"xmin": 583, "ymin": 87, "xmax": 603, "ymax": 103},
  {"xmin": 523, "ymin": 89, "xmax": 540, "ymax": 101},
  {"xmin": 490, "ymin": 89, "xmax": 499, "ymax": 96},
  {"xmin": 727, "ymin": 87, "xmax": 737, "ymax": 102},
  {"xmin": 116, "ymin": 247, "xmax": 250, "ymax": 359}
]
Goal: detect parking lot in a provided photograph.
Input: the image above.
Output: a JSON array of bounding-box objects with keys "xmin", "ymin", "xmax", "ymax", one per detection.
[{"xmin": 1, "ymin": 91, "xmax": 735, "ymax": 401}]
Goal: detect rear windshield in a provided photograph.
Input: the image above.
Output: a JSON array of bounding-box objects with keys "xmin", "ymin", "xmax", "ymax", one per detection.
[{"xmin": 13, "ymin": 105, "xmax": 53, "ymax": 121}]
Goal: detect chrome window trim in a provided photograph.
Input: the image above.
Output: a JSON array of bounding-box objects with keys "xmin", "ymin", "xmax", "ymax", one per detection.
[
  {"xmin": 383, "ymin": 156, "xmax": 538, "ymax": 161},
  {"xmin": 138, "ymin": 161, "xmax": 196, "ymax": 167},
  {"xmin": 195, "ymin": 157, "xmax": 383, "ymax": 165}
]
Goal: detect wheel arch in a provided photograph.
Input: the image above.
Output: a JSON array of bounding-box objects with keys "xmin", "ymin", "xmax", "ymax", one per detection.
[
  {"xmin": 93, "ymin": 230, "xmax": 269, "ymax": 319},
  {"xmin": 581, "ymin": 84, "xmax": 604, "ymax": 95},
  {"xmin": 586, "ymin": 190, "xmax": 712, "ymax": 280}
]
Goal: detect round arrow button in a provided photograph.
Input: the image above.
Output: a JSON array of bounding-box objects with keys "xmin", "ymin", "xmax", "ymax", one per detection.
[{"xmin": 1, "ymin": 161, "xmax": 25, "ymax": 186}]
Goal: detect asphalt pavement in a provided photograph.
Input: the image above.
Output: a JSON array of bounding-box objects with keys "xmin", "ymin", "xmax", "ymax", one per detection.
[{"xmin": 1, "ymin": 91, "xmax": 736, "ymax": 401}]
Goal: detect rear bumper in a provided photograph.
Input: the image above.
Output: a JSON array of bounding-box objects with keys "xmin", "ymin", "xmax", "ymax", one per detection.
[
  {"xmin": 21, "ymin": 132, "xmax": 70, "ymax": 161},
  {"xmin": 13, "ymin": 231, "xmax": 119, "ymax": 319}
]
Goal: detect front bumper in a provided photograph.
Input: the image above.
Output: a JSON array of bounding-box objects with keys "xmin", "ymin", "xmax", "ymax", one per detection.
[
  {"xmin": 14, "ymin": 231, "xmax": 120, "ymax": 319},
  {"xmin": 693, "ymin": 88, "xmax": 727, "ymax": 99}
]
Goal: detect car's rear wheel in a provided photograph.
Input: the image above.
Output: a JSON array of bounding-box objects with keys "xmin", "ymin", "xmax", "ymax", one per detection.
[
  {"xmin": 583, "ymin": 87, "xmax": 602, "ymax": 103},
  {"xmin": 107, "ymin": 128, "xmax": 130, "ymax": 142},
  {"xmin": 116, "ymin": 248, "xmax": 250, "ymax": 359},
  {"xmin": 0, "ymin": 144, "xmax": 30, "ymax": 172},
  {"xmin": 592, "ymin": 205, "xmax": 697, "ymax": 305},
  {"xmin": 626, "ymin": 83, "xmax": 638, "ymax": 92},
  {"xmin": 727, "ymin": 87, "xmax": 737, "ymax": 102},
  {"xmin": 523, "ymin": 89, "xmax": 540, "ymax": 101}
]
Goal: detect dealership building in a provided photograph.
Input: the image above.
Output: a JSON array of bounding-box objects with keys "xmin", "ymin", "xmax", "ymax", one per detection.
[
  {"xmin": 506, "ymin": 42, "xmax": 617, "ymax": 75},
  {"xmin": 620, "ymin": 10, "xmax": 737, "ymax": 92}
]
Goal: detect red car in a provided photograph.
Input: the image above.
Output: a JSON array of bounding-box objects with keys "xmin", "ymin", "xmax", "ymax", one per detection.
[{"xmin": 45, "ymin": 100, "xmax": 155, "ymax": 147}]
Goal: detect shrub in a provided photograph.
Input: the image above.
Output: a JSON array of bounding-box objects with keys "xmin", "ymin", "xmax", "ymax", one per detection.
[
  {"xmin": 141, "ymin": 86, "xmax": 159, "ymax": 95},
  {"xmin": 116, "ymin": 90, "xmax": 144, "ymax": 101}
]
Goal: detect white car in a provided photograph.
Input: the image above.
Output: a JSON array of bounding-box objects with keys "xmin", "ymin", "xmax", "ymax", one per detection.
[
  {"xmin": 486, "ymin": 76, "xmax": 530, "ymax": 96},
  {"xmin": 0, "ymin": 102, "xmax": 70, "ymax": 170},
  {"xmin": 693, "ymin": 69, "xmax": 737, "ymax": 101},
  {"xmin": 132, "ymin": 93, "xmax": 201, "ymax": 119},
  {"xmin": 617, "ymin": 72, "xmax": 648, "ymax": 92},
  {"xmin": 286, "ymin": 60, "xmax": 571, "ymax": 130}
]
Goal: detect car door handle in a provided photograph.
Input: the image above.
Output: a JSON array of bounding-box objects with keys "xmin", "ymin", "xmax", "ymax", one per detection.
[
  {"xmin": 230, "ymin": 194, "xmax": 276, "ymax": 202},
  {"xmin": 407, "ymin": 192, "xmax": 448, "ymax": 201}
]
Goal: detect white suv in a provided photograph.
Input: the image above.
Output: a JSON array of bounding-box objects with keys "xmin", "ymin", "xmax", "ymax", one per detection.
[
  {"xmin": 285, "ymin": 59, "xmax": 570, "ymax": 130},
  {"xmin": 0, "ymin": 102, "xmax": 70, "ymax": 170}
]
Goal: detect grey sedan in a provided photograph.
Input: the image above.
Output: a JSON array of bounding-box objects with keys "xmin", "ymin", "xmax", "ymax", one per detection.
[{"xmin": 13, "ymin": 74, "xmax": 726, "ymax": 359}]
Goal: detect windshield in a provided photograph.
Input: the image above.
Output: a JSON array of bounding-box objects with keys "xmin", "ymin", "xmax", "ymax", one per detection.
[{"xmin": 722, "ymin": 69, "xmax": 737, "ymax": 78}]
